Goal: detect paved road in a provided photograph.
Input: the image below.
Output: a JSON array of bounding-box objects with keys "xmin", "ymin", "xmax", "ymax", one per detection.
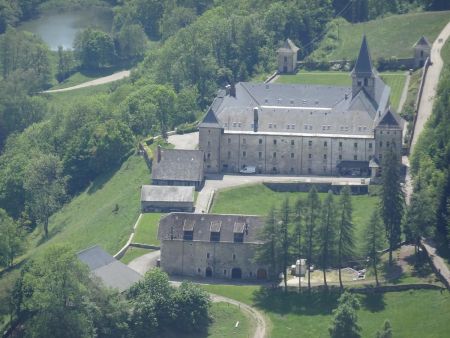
[
  {"xmin": 43, "ymin": 70, "xmax": 131, "ymax": 93},
  {"xmin": 167, "ymin": 132, "xmax": 199, "ymax": 150},
  {"xmin": 127, "ymin": 250, "xmax": 160, "ymax": 275},
  {"xmin": 195, "ymin": 174, "xmax": 369, "ymax": 213},
  {"xmin": 410, "ymin": 22, "xmax": 450, "ymax": 151},
  {"xmin": 397, "ymin": 71, "xmax": 410, "ymax": 113}
]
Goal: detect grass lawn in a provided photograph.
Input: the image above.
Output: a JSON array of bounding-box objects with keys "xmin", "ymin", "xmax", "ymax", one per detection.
[
  {"xmin": 202, "ymin": 285, "xmax": 450, "ymax": 338},
  {"xmin": 120, "ymin": 247, "xmax": 153, "ymax": 265},
  {"xmin": 211, "ymin": 184, "xmax": 379, "ymax": 255},
  {"xmin": 312, "ymin": 11, "xmax": 450, "ymax": 61},
  {"xmin": 26, "ymin": 154, "xmax": 149, "ymax": 255},
  {"xmin": 161, "ymin": 302, "xmax": 253, "ymax": 338},
  {"xmin": 276, "ymin": 71, "xmax": 406, "ymax": 111},
  {"xmin": 133, "ymin": 213, "xmax": 163, "ymax": 245}
]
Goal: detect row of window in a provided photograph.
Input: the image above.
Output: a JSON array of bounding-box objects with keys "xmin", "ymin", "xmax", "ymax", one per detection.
[
  {"xmin": 206, "ymin": 252, "xmax": 237, "ymax": 260},
  {"xmin": 225, "ymin": 137, "xmax": 374, "ymax": 149},
  {"xmin": 224, "ymin": 151, "xmax": 362, "ymax": 161},
  {"xmin": 183, "ymin": 230, "xmax": 243, "ymax": 243},
  {"xmin": 223, "ymin": 123, "xmax": 369, "ymax": 132}
]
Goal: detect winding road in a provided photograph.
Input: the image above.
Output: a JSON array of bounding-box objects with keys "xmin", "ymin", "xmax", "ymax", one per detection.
[{"xmin": 42, "ymin": 70, "xmax": 131, "ymax": 93}]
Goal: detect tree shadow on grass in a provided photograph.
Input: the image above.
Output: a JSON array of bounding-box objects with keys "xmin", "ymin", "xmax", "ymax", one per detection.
[
  {"xmin": 252, "ymin": 287, "xmax": 340, "ymax": 316},
  {"xmin": 361, "ymin": 292, "xmax": 386, "ymax": 312},
  {"xmin": 382, "ymin": 261, "xmax": 403, "ymax": 284}
]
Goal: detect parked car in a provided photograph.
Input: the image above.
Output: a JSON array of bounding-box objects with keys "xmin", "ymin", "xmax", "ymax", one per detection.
[{"xmin": 239, "ymin": 166, "xmax": 256, "ymax": 174}]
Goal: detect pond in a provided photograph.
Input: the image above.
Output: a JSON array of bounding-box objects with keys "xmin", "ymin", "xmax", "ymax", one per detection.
[{"xmin": 18, "ymin": 7, "xmax": 113, "ymax": 50}]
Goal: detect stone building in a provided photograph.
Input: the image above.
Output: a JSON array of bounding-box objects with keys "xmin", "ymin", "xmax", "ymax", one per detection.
[
  {"xmin": 151, "ymin": 147, "xmax": 205, "ymax": 190},
  {"xmin": 199, "ymin": 36, "xmax": 403, "ymax": 177},
  {"xmin": 140, "ymin": 185, "xmax": 195, "ymax": 212},
  {"xmin": 158, "ymin": 213, "xmax": 270, "ymax": 280},
  {"xmin": 277, "ymin": 38, "xmax": 299, "ymax": 73},
  {"xmin": 413, "ymin": 35, "xmax": 431, "ymax": 68}
]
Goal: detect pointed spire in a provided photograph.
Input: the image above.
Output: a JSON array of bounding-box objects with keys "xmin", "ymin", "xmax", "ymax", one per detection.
[
  {"xmin": 353, "ymin": 35, "xmax": 373, "ymax": 77},
  {"xmin": 199, "ymin": 107, "xmax": 220, "ymax": 128},
  {"xmin": 414, "ymin": 36, "xmax": 430, "ymax": 47}
]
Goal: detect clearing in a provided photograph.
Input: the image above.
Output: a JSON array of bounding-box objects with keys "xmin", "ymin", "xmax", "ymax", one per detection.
[
  {"xmin": 202, "ymin": 285, "xmax": 450, "ymax": 338},
  {"xmin": 312, "ymin": 11, "xmax": 450, "ymax": 61}
]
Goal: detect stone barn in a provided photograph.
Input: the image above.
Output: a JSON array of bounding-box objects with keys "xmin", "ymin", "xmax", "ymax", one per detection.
[
  {"xmin": 413, "ymin": 35, "xmax": 431, "ymax": 68},
  {"xmin": 158, "ymin": 213, "xmax": 270, "ymax": 280},
  {"xmin": 151, "ymin": 147, "xmax": 205, "ymax": 190},
  {"xmin": 140, "ymin": 185, "xmax": 195, "ymax": 212}
]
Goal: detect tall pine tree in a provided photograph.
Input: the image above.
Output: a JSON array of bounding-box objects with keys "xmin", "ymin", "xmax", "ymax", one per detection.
[
  {"xmin": 319, "ymin": 191, "xmax": 336, "ymax": 289},
  {"xmin": 306, "ymin": 187, "xmax": 320, "ymax": 291},
  {"xmin": 337, "ymin": 186, "xmax": 355, "ymax": 289},
  {"xmin": 364, "ymin": 210, "xmax": 384, "ymax": 286},
  {"xmin": 379, "ymin": 149, "xmax": 404, "ymax": 266}
]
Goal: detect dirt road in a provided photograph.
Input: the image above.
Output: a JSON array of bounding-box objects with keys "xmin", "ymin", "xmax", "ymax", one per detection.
[{"xmin": 43, "ymin": 70, "xmax": 131, "ymax": 93}]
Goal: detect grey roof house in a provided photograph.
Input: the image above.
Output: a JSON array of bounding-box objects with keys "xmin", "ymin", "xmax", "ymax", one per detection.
[
  {"xmin": 141, "ymin": 185, "xmax": 195, "ymax": 212},
  {"xmin": 77, "ymin": 245, "xmax": 142, "ymax": 292},
  {"xmin": 151, "ymin": 147, "xmax": 205, "ymax": 190}
]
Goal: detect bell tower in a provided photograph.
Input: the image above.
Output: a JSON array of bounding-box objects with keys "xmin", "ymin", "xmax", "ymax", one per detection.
[{"xmin": 351, "ymin": 35, "xmax": 375, "ymax": 100}]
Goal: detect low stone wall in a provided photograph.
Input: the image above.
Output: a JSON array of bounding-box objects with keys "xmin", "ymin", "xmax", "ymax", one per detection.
[
  {"xmin": 130, "ymin": 243, "xmax": 160, "ymax": 250},
  {"xmin": 263, "ymin": 182, "xmax": 369, "ymax": 194},
  {"xmin": 420, "ymin": 241, "xmax": 450, "ymax": 290},
  {"xmin": 349, "ymin": 283, "xmax": 445, "ymax": 293}
]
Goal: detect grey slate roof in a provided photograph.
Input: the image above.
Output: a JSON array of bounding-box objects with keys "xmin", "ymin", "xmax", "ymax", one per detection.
[
  {"xmin": 414, "ymin": 36, "xmax": 431, "ymax": 47},
  {"xmin": 277, "ymin": 38, "xmax": 300, "ymax": 53},
  {"xmin": 152, "ymin": 149, "xmax": 204, "ymax": 182},
  {"xmin": 141, "ymin": 185, "xmax": 194, "ymax": 203},
  {"xmin": 77, "ymin": 246, "xmax": 142, "ymax": 292},
  {"xmin": 158, "ymin": 213, "xmax": 264, "ymax": 244},
  {"xmin": 352, "ymin": 35, "xmax": 374, "ymax": 77}
]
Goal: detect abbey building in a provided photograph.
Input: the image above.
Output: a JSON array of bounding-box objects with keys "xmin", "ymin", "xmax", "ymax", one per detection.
[{"xmin": 199, "ymin": 37, "xmax": 403, "ymax": 177}]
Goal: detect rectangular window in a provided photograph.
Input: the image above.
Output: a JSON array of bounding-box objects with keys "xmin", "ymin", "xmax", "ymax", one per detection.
[
  {"xmin": 242, "ymin": 151, "xmax": 246, "ymax": 157},
  {"xmin": 273, "ymin": 152, "xmax": 276, "ymax": 158},
  {"xmin": 308, "ymin": 154, "xmax": 312, "ymax": 159},
  {"xmin": 269, "ymin": 123, "xmax": 272, "ymax": 128},
  {"xmin": 228, "ymin": 138, "xmax": 231, "ymax": 144},
  {"xmin": 227, "ymin": 151, "xmax": 231, "ymax": 159},
  {"xmin": 207, "ymin": 141, "xmax": 210, "ymax": 147},
  {"xmin": 324, "ymin": 141, "xmax": 328, "ymax": 147},
  {"xmin": 210, "ymin": 232, "xmax": 220, "ymax": 242},
  {"xmin": 259, "ymin": 152, "xmax": 262, "ymax": 159},
  {"xmin": 207, "ymin": 153, "xmax": 211, "ymax": 159},
  {"xmin": 291, "ymin": 153, "xmax": 294, "ymax": 158},
  {"xmin": 183, "ymin": 231, "xmax": 193, "ymax": 241},
  {"xmin": 387, "ymin": 141, "xmax": 390, "ymax": 147},
  {"xmin": 354, "ymin": 142, "xmax": 358, "ymax": 148},
  {"xmin": 243, "ymin": 138, "xmax": 246, "ymax": 144},
  {"xmin": 379, "ymin": 141, "xmax": 382, "ymax": 147},
  {"xmin": 273, "ymin": 139, "xmax": 277, "ymax": 145},
  {"xmin": 354, "ymin": 155, "xmax": 358, "ymax": 160},
  {"xmin": 323, "ymin": 154, "xmax": 327, "ymax": 159},
  {"xmin": 291, "ymin": 140, "xmax": 295, "ymax": 145},
  {"xmin": 369, "ymin": 143, "xmax": 373, "ymax": 149},
  {"xmin": 308, "ymin": 140, "xmax": 312, "ymax": 146},
  {"xmin": 259, "ymin": 138, "xmax": 263, "ymax": 144},
  {"xmin": 339, "ymin": 155, "xmax": 342, "ymax": 160},
  {"xmin": 234, "ymin": 233, "xmax": 243, "ymax": 243},
  {"xmin": 339, "ymin": 142, "xmax": 343, "ymax": 148},
  {"xmin": 206, "ymin": 253, "xmax": 210, "ymax": 259}
]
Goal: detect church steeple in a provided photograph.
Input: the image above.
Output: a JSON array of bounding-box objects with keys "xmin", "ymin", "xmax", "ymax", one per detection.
[{"xmin": 352, "ymin": 35, "xmax": 375, "ymax": 99}]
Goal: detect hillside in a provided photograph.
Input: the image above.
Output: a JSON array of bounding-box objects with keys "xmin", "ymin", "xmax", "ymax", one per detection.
[{"xmin": 312, "ymin": 11, "xmax": 450, "ymax": 61}]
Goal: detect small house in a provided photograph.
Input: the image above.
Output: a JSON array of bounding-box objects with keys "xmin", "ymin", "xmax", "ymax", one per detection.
[{"xmin": 141, "ymin": 185, "xmax": 195, "ymax": 212}]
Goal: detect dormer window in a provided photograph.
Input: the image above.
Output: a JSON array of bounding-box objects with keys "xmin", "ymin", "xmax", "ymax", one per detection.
[
  {"xmin": 210, "ymin": 221, "xmax": 221, "ymax": 242},
  {"xmin": 233, "ymin": 222, "xmax": 247, "ymax": 243},
  {"xmin": 183, "ymin": 219, "xmax": 195, "ymax": 240},
  {"xmin": 364, "ymin": 78, "xmax": 368, "ymax": 86}
]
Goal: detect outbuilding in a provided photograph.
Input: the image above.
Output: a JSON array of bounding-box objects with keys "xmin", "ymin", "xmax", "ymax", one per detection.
[{"xmin": 141, "ymin": 185, "xmax": 195, "ymax": 212}]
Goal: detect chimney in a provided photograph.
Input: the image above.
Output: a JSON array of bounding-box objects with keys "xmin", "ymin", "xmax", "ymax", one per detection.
[
  {"xmin": 157, "ymin": 145, "xmax": 161, "ymax": 163},
  {"xmin": 230, "ymin": 83, "xmax": 236, "ymax": 97},
  {"xmin": 225, "ymin": 84, "xmax": 231, "ymax": 96},
  {"xmin": 253, "ymin": 107, "xmax": 259, "ymax": 132}
]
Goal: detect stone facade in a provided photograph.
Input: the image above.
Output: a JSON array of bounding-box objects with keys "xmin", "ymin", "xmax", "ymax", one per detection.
[
  {"xmin": 158, "ymin": 213, "xmax": 270, "ymax": 280},
  {"xmin": 413, "ymin": 36, "xmax": 431, "ymax": 68},
  {"xmin": 199, "ymin": 36, "xmax": 403, "ymax": 177},
  {"xmin": 277, "ymin": 39, "xmax": 299, "ymax": 73}
]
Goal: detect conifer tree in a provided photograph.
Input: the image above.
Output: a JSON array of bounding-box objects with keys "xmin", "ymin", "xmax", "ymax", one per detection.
[
  {"xmin": 294, "ymin": 196, "xmax": 303, "ymax": 290},
  {"xmin": 305, "ymin": 187, "xmax": 320, "ymax": 291},
  {"xmin": 364, "ymin": 210, "xmax": 384, "ymax": 286},
  {"xmin": 319, "ymin": 191, "xmax": 336, "ymax": 289},
  {"xmin": 337, "ymin": 186, "xmax": 355, "ymax": 289},
  {"xmin": 280, "ymin": 197, "xmax": 291, "ymax": 292},
  {"xmin": 379, "ymin": 149, "xmax": 404, "ymax": 266}
]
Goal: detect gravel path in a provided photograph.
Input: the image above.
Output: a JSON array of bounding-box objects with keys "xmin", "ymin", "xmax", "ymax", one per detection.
[
  {"xmin": 43, "ymin": 70, "xmax": 131, "ymax": 93},
  {"xmin": 167, "ymin": 132, "xmax": 199, "ymax": 150},
  {"xmin": 410, "ymin": 22, "xmax": 450, "ymax": 151},
  {"xmin": 127, "ymin": 250, "xmax": 160, "ymax": 275},
  {"xmin": 397, "ymin": 71, "xmax": 410, "ymax": 113}
]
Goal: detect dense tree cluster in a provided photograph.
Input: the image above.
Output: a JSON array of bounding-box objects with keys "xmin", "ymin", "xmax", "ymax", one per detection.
[
  {"xmin": 9, "ymin": 245, "xmax": 210, "ymax": 337},
  {"xmin": 255, "ymin": 186, "xmax": 360, "ymax": 291}
]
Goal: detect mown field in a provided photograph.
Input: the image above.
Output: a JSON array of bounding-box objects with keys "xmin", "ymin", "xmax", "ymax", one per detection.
[
  {"xmin": 211, "ymin": 184, "xmax": 380, "ymax": 256},
  {"xmin": 276, "ymin": 71, "xmax": 406, "ymax": 111},
  {"xmin": 202, "ymin": 285, "xmax": 450, "ymax": 338},
  {"xmin": 133, "ymin": 213, "xmax": 163, "ymax": 245},
  {"xmin": 312, "ymin": 11, "xmax": 450, "ymax": 61}
]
